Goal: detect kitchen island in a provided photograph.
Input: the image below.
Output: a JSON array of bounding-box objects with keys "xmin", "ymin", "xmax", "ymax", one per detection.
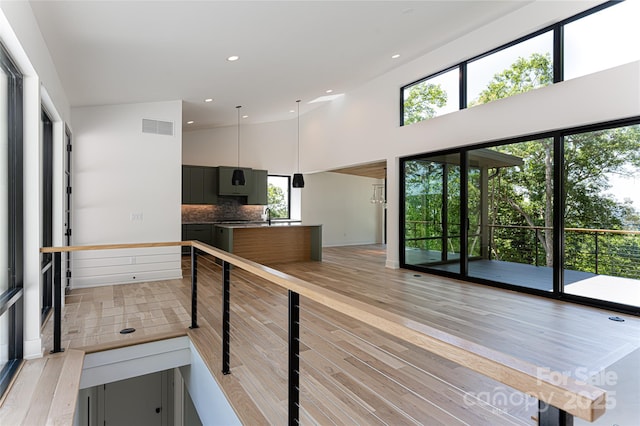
[{"xmin": 213, "ymin": 223, "xmax": 322, "ymax": 264}]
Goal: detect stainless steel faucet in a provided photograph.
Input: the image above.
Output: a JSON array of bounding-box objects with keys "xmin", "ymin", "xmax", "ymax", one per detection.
[{"xmin": 265, "ymin": 207, "xmax": 271, "ymax": 225}]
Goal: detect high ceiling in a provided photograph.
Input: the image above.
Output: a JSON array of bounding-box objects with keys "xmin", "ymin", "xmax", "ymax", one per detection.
[{"xmin": 29, "ymin": 1, "xmax": 532, "ymax": 130}]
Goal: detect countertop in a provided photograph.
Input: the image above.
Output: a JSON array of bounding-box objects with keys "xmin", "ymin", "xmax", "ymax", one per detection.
[
  {"xmin": 213, "ymin": 222, "xmax": 319, "ymax": 229},
  {"xmin": 182, "ymin": 220, "xmax": 305, "ymax": 227}
]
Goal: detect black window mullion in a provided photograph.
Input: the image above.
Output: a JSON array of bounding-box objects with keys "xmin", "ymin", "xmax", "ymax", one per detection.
[
  {"xmin": 459, "ymin": 63, "xmax": 467, "ymax": 110},
  {"xmin": 553, "ymin": 134, "xmax": 563, "ymax": 295},
  {"xmin": 553, "ymin": 24, "xmax": 564, "ymax": 84},
  {"xmin": 460, "ymin": 151, "xmax": 468, "ymax": 277}
]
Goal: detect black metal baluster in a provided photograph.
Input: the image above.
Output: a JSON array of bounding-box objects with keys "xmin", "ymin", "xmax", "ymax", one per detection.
[
  {"xmin": 594, "ymin": 232, "xmax": 599, "ymax": 274},
  {"xmin": 538, "ymin": 401, "xmax": 573, "ymax": 426},
  {"xmin": 190, "ymin": 245, "xmax": 199, "ymax": 329},
  {"xmin": 51, "ymin": 251, "xmax": 63, "ymax": 353},
  {"xmin": 288, "ymin": 290, "xmax": 300, "ymax": 425},
  {"xmin": 535, "ymin": 228, "xmax": 539, "ymax": 267},
  {"xmin": 222, "ymin": 261, "xmax": 231, "ymax": 375}
]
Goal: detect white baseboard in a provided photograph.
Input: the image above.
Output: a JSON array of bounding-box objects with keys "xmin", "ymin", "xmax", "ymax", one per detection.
[
  {"xmin": 72, "ymin": 269, "xmax": 183, "ymax": 289},
  {"xmin": 24, "ymin": 338, "xmax": 44, "ymax": 359}
]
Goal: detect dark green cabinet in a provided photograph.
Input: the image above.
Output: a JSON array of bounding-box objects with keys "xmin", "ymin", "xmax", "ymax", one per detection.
[
  {"xmin": 182, "ymin": 223, "xmax": 214, "ymax": 254},
  {"xmin": 247, "ymin": 169, "xmax": 268, "ymax": 205},
  {"xmin": 218, "ymin": 166, "xmax": 253, "ymax": 196},
  {"xmin": 183, "ymin": 165, "xmax": 268, "ymax": 205},
  {"xmin": 182, "ymin": 165, "xmax": 218, "ymax": 204},
  {"xmin": 182, "ymin": 167, "xmax": 191, "ymax": 204},
  {"xmin": 202, "ymin": 167, "xmax": 218, "ymax": 204}
]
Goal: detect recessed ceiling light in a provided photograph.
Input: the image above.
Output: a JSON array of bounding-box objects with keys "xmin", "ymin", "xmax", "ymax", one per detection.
[
  {"xmin": 204, "ymin": 98, "xmax": 213, "ymax": 103},
  {"xmin": 325, "ymin": 89, "xmax": 333, "ymax": 93},
  {"xmin": 289, "ymin": 110, "xmax": 295, "ymax": 113},
  {"xmin": 187, "ymin": 120, "xmax": 194, "ymax": 124},
  {"xmin": 242, "ymin": 115, "xmax": 248, "ymax": 119},
  {"xmin": 227, "ymin": 55, "xmax": 239, "ymax": 62},
  {"xmin": 309, "ymin": 93, "xmax": 344, "ymax": 103},
  {"xmin": 391, "ymin": 54, "xmax": 400, "ymax": 59}
]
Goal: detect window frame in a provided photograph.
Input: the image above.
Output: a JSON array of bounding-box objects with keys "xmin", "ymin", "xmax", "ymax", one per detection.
[
  {"xmin": 267, "ymin": 174, "xmax": 292, "ymax": 220},
  {"xmin": 400, "ymin": 0, "xmax": 623, "ymax": 126},
  {"xmin": 400, "ymin": 65, "xmax": 461, "ymax": 126},
  {"xmin": 0, "ymin": 41, "xmax": 24, "ymax": 398}
]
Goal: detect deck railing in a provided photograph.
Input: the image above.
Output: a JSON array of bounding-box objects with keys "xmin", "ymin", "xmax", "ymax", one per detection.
[
  {"xmin": 489, "ymin": 225, "xmax": 640, "ymax": 278},
  {"xmin": 405, "ymin": 220, "xmax": 640, "ymax": 278},
  {"xmin": 41, "ymin": 241, "xmax": 607, "ymax": 425}
]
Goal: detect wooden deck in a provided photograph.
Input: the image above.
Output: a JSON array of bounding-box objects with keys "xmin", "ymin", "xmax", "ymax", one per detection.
[
  {"xmin": 23, "ymin": 245, "xmax": 640, "ymax": 424},
  {"xmin": 406, "ymin": 248, "xmax": 640, "ymax": 306}
]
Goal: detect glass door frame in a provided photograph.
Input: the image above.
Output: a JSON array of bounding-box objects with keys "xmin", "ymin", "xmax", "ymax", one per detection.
[{"xmin": 399, "ymin": 117, "xmax": 640, "ymax": 316}]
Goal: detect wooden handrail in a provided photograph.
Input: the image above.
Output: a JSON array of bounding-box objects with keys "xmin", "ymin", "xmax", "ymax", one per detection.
[
  {"xmin": 40, "ymin": 240, "xmax": 607, "ymax": 422},
  {"xmin": 40, "ymin": 241, "xmax": 187, "ymax": 253}
]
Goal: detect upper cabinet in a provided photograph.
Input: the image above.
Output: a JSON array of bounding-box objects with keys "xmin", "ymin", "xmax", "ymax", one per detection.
[
  {"xmin": 247, "ymin": 169, "xmax": 268, "ymax": 205},
  {"xmin": 218, "ymin": 166, "xmax": 253, "ymax": 196},
  {"xmin": 182, "ymin": 165, "xmax": 218, "ymax": 204},
  {"xmin": 183, "ymin": 165, "xmax": 268, "ymax": 205}
]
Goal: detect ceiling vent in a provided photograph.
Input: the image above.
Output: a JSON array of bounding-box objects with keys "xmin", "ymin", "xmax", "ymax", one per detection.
[{"xmin": 142, "ymin": 119, "xmax": 174, "ymax": 136}]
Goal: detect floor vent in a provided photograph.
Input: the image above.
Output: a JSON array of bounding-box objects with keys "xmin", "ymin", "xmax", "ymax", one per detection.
[{"xmin": 142, "ymin": 119, "xmax": 174, "ymax": 136}]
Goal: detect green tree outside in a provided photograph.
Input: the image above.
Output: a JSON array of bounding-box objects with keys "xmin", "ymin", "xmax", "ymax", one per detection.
[
  {"xmin": 268, "ymin": 183, "xmax": 288, "ymax": 218},
  {"xmin": 403, "ymin": 81, "xmax": 448, "ymax": 125}
]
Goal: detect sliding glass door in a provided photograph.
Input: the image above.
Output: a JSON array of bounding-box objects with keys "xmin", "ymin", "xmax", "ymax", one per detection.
[
  {"xmin": 466, "ymin": 140, "xmax": 554, "ymax": 291},
  {"xmin": 400, "ymin": 120, "xmax": 640, "ymax": 313},
  {"xmin": 403, "ymin": 153, "xmax": 461, "ymax": 273},
  {"xmin": 563, "ymin": 124, "xmax": 640, "ymax": 308}
]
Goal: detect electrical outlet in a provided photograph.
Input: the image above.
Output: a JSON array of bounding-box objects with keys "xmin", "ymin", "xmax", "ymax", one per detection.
[{"xmin": 130, "ymin": 212, "xmax": 143, "ymax": 221}]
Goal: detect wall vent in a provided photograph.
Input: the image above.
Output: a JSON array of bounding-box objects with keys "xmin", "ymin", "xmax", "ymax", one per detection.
[{"xmin": 142, "ymin": 119, "xmax": 174, "ymax": 136}]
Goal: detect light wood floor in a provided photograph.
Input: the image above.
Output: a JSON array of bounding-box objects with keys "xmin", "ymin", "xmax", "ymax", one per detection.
[{"xmin": 40, "ymin": 244, "xmax": 640, "ymax": 425}]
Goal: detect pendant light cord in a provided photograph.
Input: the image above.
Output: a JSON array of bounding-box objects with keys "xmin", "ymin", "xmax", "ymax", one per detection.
[
  {"xmin": 296, "ymin": 100, "xmax": 301, "ymax": 173},
  {"xmin": 236, "ymin": 105, "xmax": 241, "ymax": 168}
]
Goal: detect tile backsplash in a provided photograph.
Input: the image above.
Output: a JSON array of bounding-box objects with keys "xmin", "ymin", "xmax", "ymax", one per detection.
[{"xmin": 182, "ymin": 198, "xmax": 264, "ymax": 223}]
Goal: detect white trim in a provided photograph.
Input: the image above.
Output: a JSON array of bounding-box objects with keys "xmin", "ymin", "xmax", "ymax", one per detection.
[{"xmin": 80, "ymin": 336, "xmax": 190, "ymax": 389}]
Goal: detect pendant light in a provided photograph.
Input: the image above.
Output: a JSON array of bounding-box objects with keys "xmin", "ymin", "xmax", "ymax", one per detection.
[
  {"xmin": 292, "ymin": 99, "xmax": 305, "ymax": 188},
  {"xmin": 232, "ymin": 105, "xmax": 245, "ymax": 186}
]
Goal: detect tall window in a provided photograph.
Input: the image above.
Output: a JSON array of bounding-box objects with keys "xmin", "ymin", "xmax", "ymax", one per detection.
[
  {"xmin": 41, "ymin": 109, "xmax": 53, "ymax": 322},
  {"xmin": 267, "ymin": 175, "xmax": 291, "ymax": 219},
  {"xmin": 0, "ymin": 47, "xmax": 9, "ymax": 385},
  {"xmin": 0, "ymin": 43, "xmax": 24, "ymax": 398}
]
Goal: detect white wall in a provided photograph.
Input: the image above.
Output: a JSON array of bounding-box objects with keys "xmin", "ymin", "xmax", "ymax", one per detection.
[
  {"xmin": 180, "ymin": 341, "xmax": 241, "ymax": 426},
  {"xmin": 301, "ymin": 173, "xmax": 382, "ymax": 246},
  {"xmin": 71, "ymin": 101, "xmax": 183, "ymax": 287},
  {"xmin": 182, "ymin": 117, "xmax": 297, "ymax": 173}
]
